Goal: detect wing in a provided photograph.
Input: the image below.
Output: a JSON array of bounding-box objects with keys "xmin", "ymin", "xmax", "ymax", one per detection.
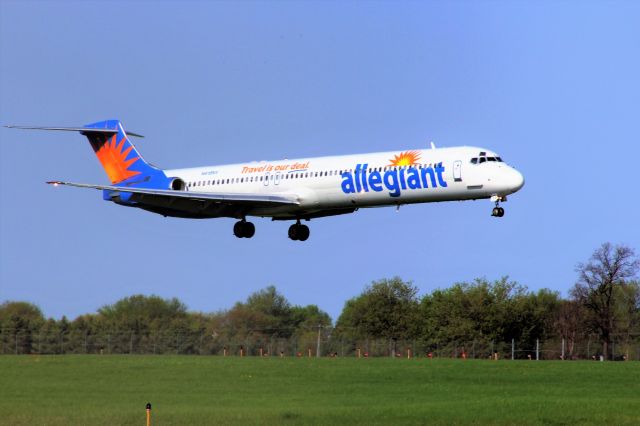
[{"xmin": 47, "ymin": 180, "xmax": 299, "ymax": 219}]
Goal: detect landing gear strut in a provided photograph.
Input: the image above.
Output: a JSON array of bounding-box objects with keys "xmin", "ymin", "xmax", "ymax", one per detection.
[
  {"xmin": 288, "ymin": 220, "xmax": 310, "ymax": 241},
  {"xmin": 233, "ymin": 219, "xmax": 255, "ymax": 238}
]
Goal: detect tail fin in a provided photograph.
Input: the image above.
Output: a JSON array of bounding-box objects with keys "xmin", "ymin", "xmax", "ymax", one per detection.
[
  {"xmin": 82, "ymin": 120, "xmax": 163, "ymax": 185},
  {"xmin": 6, "ymin": 120, "xmax": 169, "ymax": 188}
]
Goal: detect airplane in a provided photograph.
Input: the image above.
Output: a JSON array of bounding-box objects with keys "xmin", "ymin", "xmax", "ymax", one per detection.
[{"xmin": 6, "ymin": 119, "xmax": 524, "ymax": 241}]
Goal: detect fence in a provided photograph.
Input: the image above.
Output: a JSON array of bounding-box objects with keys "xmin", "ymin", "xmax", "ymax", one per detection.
[{"xmin": 2, "ymin": 328, "xmax": 639, "ymax": 360}]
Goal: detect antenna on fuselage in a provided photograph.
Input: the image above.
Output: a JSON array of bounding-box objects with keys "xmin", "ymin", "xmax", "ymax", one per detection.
[{"xmin": 430, "ymin": 141, "xmax": 436, "ymax": 149}]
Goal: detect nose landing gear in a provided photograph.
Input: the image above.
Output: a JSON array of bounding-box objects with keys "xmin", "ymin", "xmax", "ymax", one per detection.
[
  {"xmin": 490, "ymin": 195, "xmax": 505, "ymax": 217},
  {"xmin": 233, "ymin": 219, "xmax": 255, "ymax": 238},
  {"xmin": 288, "ymin": 220, "xmax": 310, "ymax": 241}
]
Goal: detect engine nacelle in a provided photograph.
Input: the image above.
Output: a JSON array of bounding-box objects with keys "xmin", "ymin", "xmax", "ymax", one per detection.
[{"xmin": 168, "ymin": 177, "xmax": 186, "ymax": 191}]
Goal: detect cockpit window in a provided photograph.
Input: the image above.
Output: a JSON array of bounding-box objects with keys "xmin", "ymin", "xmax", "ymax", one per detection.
[{"xmin": 471, "ymin": 155, "xmax": 504, "ymax": 165}]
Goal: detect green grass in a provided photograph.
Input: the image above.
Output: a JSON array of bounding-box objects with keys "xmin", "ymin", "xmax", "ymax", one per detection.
[{"xmin": 0, "ymin": 356, "xmax": 638, "ymax": 425}]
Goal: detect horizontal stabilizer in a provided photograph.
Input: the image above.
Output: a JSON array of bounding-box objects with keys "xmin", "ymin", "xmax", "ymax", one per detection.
[{"xmin": 4, "ymin": 125, "xmax": 144, "ymax": 138}]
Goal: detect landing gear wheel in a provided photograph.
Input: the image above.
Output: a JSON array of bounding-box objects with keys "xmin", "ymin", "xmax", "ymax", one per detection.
[
  {"xmin": 243, "ymin": 221, "xmax": 255, "ymax": 238},
  {"xmin": 492, "ymin": 207, "xmax": 500, "ymax": 217},
  {"xmin": 288, "ymin": 222, "xmax": 310, "ymax": 241},
  {"xmin": 288, "ymin": 224, "xmax": 299, "ymax": 241},
  {"xmin": 297, "ymin": 225, "xmax": 310, "ymax": 241},
  {"xmin": 233, "ymin": 220, "xmax": 255, "ymax": 238},
  {"xmin": 498, "ymin": 207, "xmax": 504, "ymax": 217}
]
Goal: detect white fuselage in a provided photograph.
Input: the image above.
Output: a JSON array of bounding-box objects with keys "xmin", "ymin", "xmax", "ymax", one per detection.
[{"xmin": 164, "ymin": 146, "xmax": 524, "ymax": 220}]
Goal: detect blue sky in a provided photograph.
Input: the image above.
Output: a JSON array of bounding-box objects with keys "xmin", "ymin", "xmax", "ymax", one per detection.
[{"xmin": 1, "ymin": 1, "xmax": 638, "ymax": 321}]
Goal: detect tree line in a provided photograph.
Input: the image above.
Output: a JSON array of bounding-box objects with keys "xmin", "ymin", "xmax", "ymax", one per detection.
[{"xmin": 1, "ymin": 243, "xmax": 638, "ymax": 359}]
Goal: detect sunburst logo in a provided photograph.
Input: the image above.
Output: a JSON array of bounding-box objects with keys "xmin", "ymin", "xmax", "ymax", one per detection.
[
  {"xmin": 388, "ymin": 150, "xmax": 421, "ymax": 167},
  {"xmin": 96, "ymin": 134, "xmax": 141, "ymax": 184}
]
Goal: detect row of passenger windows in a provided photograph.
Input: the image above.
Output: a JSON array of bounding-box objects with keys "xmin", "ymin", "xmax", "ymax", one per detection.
[{"xmin": 186, "ymin": 163, "xmax": 441, "ymax": 188}]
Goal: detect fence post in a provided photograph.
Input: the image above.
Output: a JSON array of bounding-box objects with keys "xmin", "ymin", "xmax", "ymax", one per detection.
[
  {"xmin": 146, "ymin": 403, "xmax": 151, "ymax": 426},
  {"xmin": 536, "ymin": 339, "xmax": 539, "ymax": 361},
  {"xmin": 612, "ymin": 341, "xmax": 615, "ymax": 360},
  {"xmin": 511, "ymin": 339, "xmax": 515, "ymax": 360},
  {"xmin": 561, "ymin": 338, "xmax": 565, "ymax": 360},
  {"xmin": 316, "ymin": 325, "xmax": 321, "ymax": 358}
]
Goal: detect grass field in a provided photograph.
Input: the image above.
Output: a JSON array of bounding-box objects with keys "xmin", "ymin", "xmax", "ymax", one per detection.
[{"xmin": 0, "ymin": 356, "xmax": 638, "ymax": 425}]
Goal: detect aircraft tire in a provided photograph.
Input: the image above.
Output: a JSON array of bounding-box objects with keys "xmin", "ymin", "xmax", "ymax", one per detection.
[
  {"xmin": 244, "ymin": 222, "xmax": 255, "ymax": 238},
  {"xmin": 234, "ymin": 220, "xmax": 255, "ymax": 238},
  {"xmin": 233, "ymin": 221, "xmax": 245, "ymax": 238},
  {"xmin": 288, "ymin": 224, "xmax": 299, "ymax": 241},
  {"xmin": 298, "ymin": 225, "xmax": 310, "ymax": 241}
]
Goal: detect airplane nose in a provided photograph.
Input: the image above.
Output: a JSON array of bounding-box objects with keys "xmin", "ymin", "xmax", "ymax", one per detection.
[{"xmin": 509, "ymin": 168, "xmax": 525, "ymax": 192}]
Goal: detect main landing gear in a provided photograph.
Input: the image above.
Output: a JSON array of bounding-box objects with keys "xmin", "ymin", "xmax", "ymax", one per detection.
[
  {"xmin": 288, "ymin": 220, "xmax": 310, "ymax": 241},
  {"xmin": 233, "ymin": 220, "xmax": 255, "ymax": 238}
]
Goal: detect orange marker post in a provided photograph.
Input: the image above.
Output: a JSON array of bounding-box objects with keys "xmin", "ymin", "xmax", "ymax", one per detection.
[{"xmin": 146, "ymin": 403, "xmax": 151, "ymax": 426}]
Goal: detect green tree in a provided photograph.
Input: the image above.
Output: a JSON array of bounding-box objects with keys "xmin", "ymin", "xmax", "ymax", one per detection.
[
  {"xmin": 553, "ymin": 299, "xmax": 586, "ymax": 359},
  {"xmin": 336, "ymin": 277, "xmax": 421, "ymax": 356},
  {"xmin": 420, "ymin": 278, "xmax": 559, "ymax": 358},
  {"xmin": 614, "ymin": 281, "xmax": 640, "ymax": 359},
  {"xmin": 0, "ymin": 301, "xmax": 45, "ymax": 354},
  {"xmin": 571, "ymin": 243, "xmax": 639, "ymax": 360},
  {"xmin": 97, "ymin": 295, "xmax": 189, "ymax": 353}
]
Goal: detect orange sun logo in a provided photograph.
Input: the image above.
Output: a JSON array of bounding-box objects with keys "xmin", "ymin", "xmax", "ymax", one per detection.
[
  {"xmin": 388, "ymin": 150, "xmax": 421, "ymax": 167},
  {"xmin": 95, "ymin": 134, "xmax": 141, "ymax": 184}
]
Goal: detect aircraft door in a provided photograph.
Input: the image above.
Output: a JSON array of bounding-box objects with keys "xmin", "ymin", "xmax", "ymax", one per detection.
[
  {"xmin": 275, "ymin": 172, "xmax": 281, "ymax": 185},
  {"xmin": 453, "ymin": 161, "xmax": 462, "ymax": 182},
  {"xmin": 263, "ymin": 172, "xmax": 270, "ymax": 186}
]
